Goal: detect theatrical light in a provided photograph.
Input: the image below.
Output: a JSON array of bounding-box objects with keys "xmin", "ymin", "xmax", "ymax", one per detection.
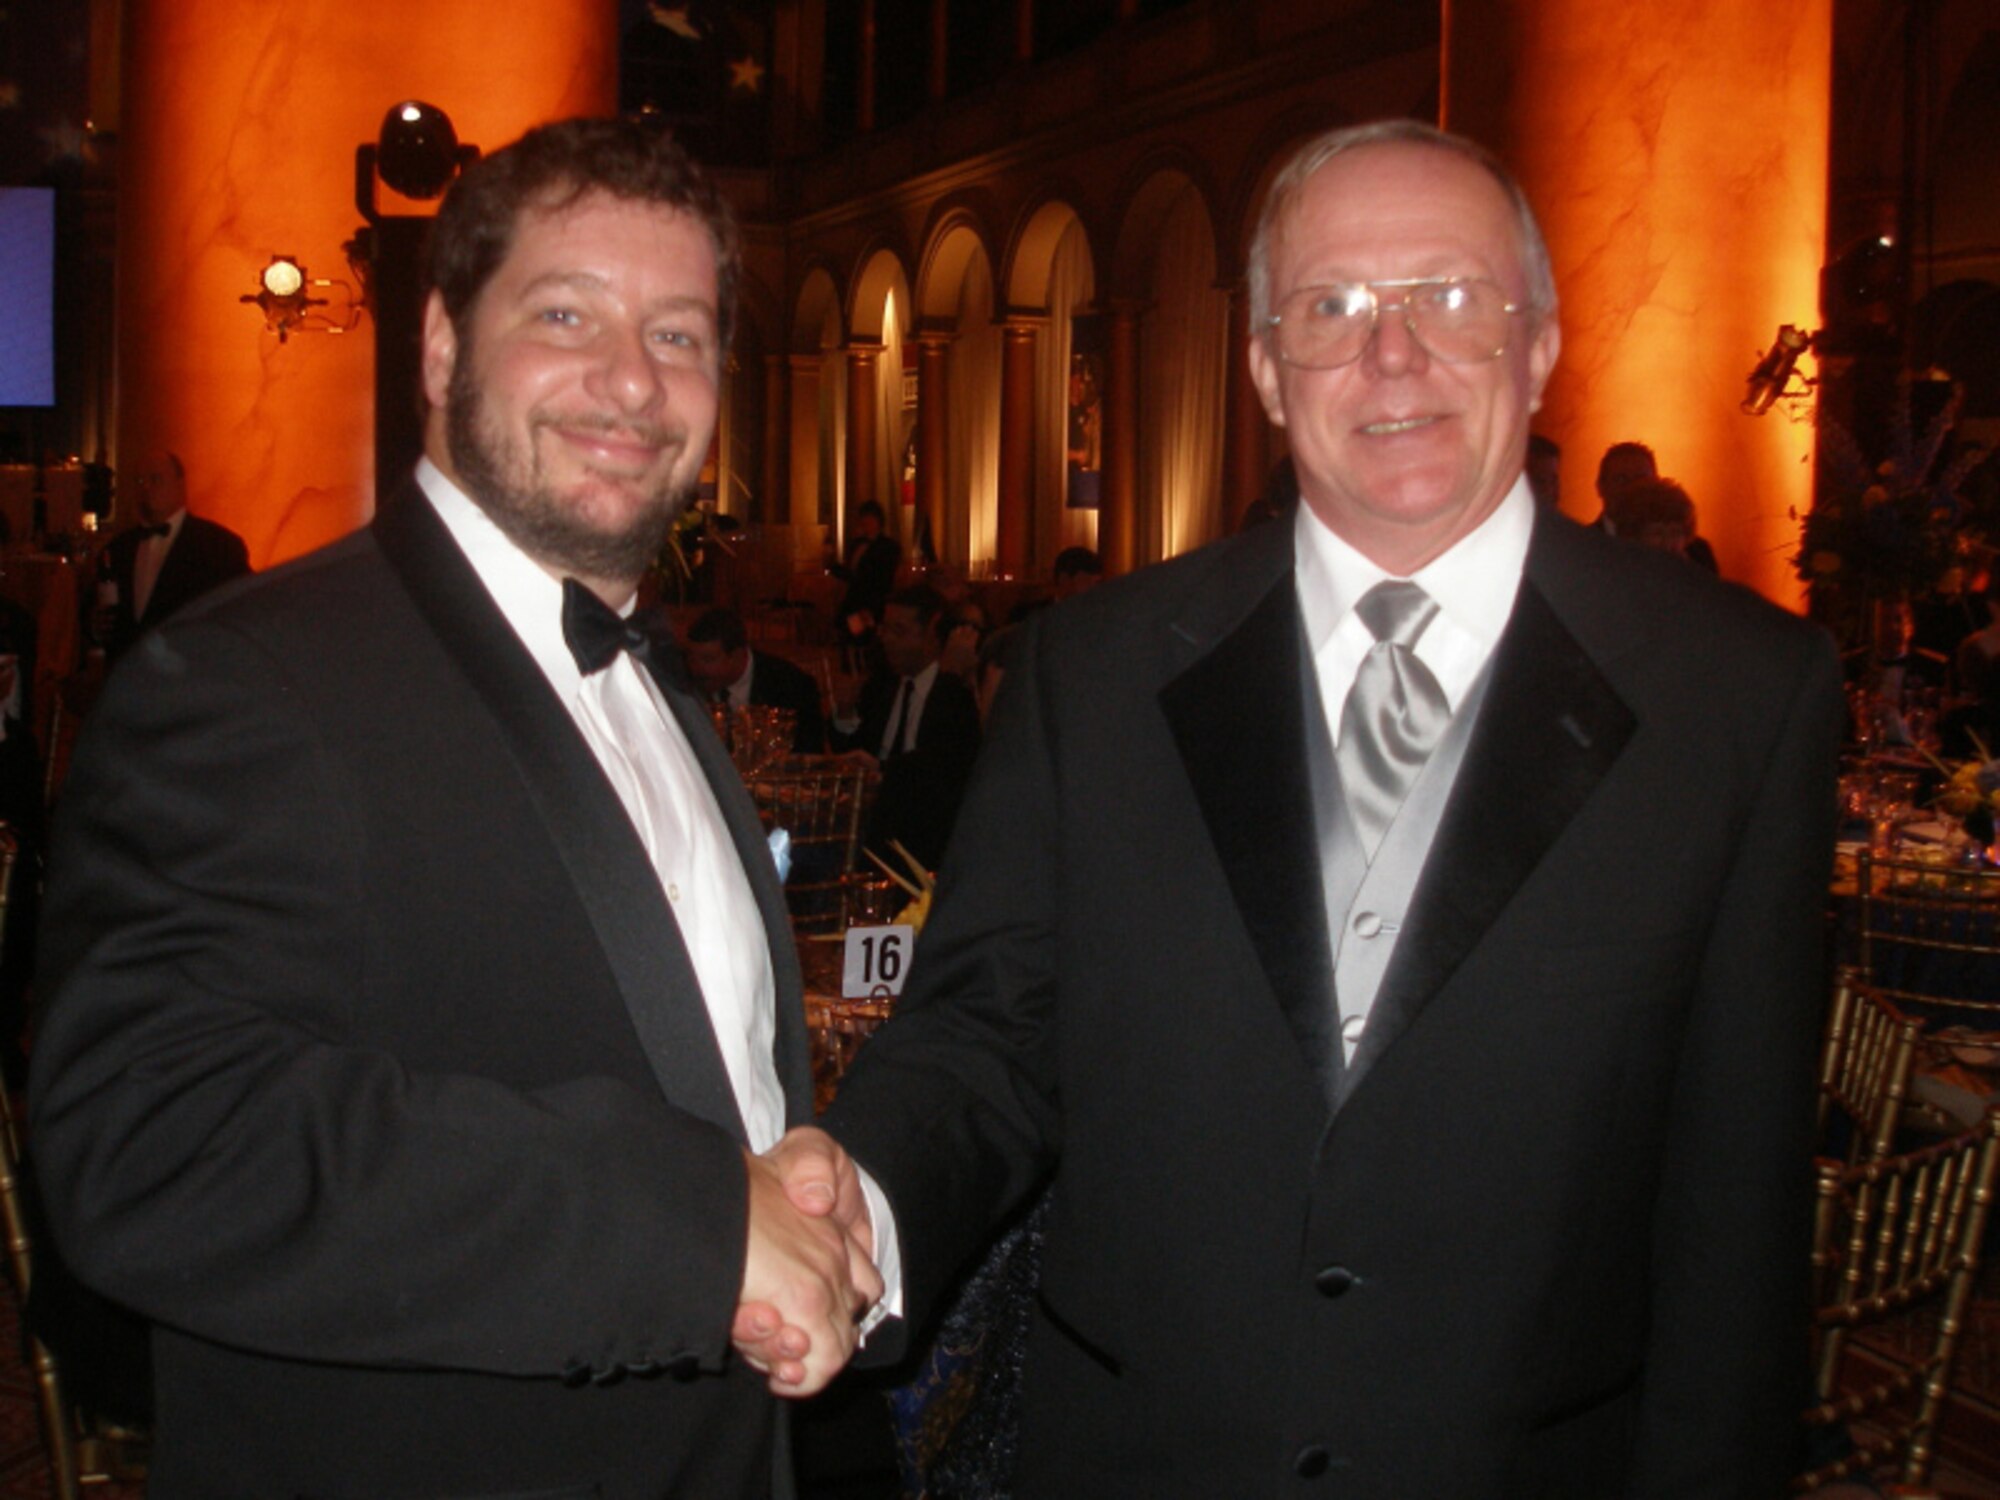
[
  {"xmin": 375, "ymin": 101, "xmax": 464, "ymax": 201},
  {"xmin": 1741, "ymin": 324, "xmax": 1816, "ymax": 418},
  {"xmin": 239, "ymin": 255, "xmax": 364, "ymax": 343}
]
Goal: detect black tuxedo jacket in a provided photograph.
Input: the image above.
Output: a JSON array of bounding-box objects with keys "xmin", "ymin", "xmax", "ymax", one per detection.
[
  {"xmin": 101, "ymin": 511, "xmax": 250, "ymax": 658},
  {"xmin": 32, "ymin": 481, "xmax": 813, "ymax": 1499},
  {"xmin": 748, "ymin": 649, "xmax": 827, "ymax": 753},
  {"xmin": 840, "ymin": 667, "xmax": 981, "ymax": 870},
  {"xmin": 829, "ymin": 511, "xmax": 1842, "ymax": 1498}
]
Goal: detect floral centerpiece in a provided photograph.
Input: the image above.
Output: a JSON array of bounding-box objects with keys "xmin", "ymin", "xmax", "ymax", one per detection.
[
  {"xmin": 1933, "ymin": 745, "xmax": 2000, "ymax": 849},
  {"xmin": 1793, "ymin": 376, "xmax": 1989, "ymax": 650}
]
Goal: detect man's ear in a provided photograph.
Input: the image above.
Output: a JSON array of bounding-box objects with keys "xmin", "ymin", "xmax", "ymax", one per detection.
[
  {"xmin": 420, "ymin": 291, "xmax": 459, "ymax": 412},
  {"xmin": 1247, "ymin": 334, "xmax": 1288, "ymax": 429}
]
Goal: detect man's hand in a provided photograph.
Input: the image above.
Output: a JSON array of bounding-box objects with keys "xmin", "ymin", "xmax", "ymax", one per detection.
[
  {"xmin": 735, "ymin": 1143, "xmax": 882, "ymax": 1397},
  {"xmin": 765, "ymin": 1126, "xmax": 874, "ymax": 1255}
]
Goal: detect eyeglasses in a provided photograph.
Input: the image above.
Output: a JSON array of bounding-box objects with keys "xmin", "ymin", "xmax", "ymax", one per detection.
[{"xmin": 1265, "ymin": 278, "xmax": 1526, "ymax": 370}]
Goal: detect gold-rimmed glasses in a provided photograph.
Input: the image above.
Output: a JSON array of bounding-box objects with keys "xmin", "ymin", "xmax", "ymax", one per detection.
[{"xmin": 1265, "ymin": 277, "xmax": 1527, "ymax": 370}]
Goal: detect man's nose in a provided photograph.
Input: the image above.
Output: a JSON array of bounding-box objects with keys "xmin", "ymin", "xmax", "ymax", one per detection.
[
  {"xmin": 588, "ymin": 324, "xmax": 664, "ymax": 411},
  {"xmin": 1363, "ymin": 298, "xmax": 1429, "ymax": 376}
]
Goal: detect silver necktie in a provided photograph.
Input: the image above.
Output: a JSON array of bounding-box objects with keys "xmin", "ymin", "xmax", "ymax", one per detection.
[{"xmin": 1336, "ymin": 581, "xmax": 1450, "ymax": 860}]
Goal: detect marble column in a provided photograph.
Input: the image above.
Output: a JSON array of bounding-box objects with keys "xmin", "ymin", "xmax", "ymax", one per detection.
[
  {"xmin": 995, "ymin": 316, "xmax": 1041, "ymax": 578},
  {"xmin": 1444, "ymin": 0, "xmax": 1832, "ymax": 604},
  {"xmin": 118, "ymin": 0, "xmax": 614, "ymax": 566},
  {"xmin": 915, "ymin": 332, "xmax": 953, "ymax": 562},
  {"xmin": 1100, "ymin": 300, "xmax": 1143, "ymax": 576},
  {"xmin": 788, "ymin": 354, "xmax": 824, "ymax": 528},
  {"xmin": 762, "ymin": 353, "xmax": 788, "ymax": 530},
  {"xmin": 845, "ymin": 340, "xmax": 883, "ymax": 520}
]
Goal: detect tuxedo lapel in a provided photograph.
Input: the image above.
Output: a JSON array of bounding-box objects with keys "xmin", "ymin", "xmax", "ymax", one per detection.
[
  {"xmin": 1158, "ymin": 527, "xmax": 1340, "ymax": 1100},
  {"xmin": 371, "ymin": 485, "xmax": 748, "ymax": 1143},
  {"xmin": 1341, "ymin": 534, "xmax": 1635, "ymax": 1104}
]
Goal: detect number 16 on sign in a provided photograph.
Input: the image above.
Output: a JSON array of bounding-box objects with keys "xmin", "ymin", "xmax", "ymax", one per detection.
[{"xmin": 842, "ymin": 924, "xmax": 915, "ymax": 999}]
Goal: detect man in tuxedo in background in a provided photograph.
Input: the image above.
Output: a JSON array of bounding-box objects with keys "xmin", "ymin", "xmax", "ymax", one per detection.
[
  {"xmin": 684, "ymin": 605, "xmax": 828, "ymax": 753},
  {"xmin": 832, "ymin": 584, "xmax": 981, "ymax": 871},
  {"xmin": 93, "ymin": 449, "xmax": 250, "ymax": 660},
  {"xmin": 772, "ymin": 120, "xmax": 1841, "ymax": 1496},
  {"xmin": 32, "ymin": 117, "xmax": 875, "ymax": 1500}
]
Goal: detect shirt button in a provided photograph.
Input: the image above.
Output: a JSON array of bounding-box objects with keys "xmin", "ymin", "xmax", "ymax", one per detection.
[
  {"xmin": 1352, "ymin": 911, "xmax": 1382, "ymax": 938},
  {"xmin": 1294, "ymin": 1444, "xmax": 1331, "ymax": 1478},
  {"xmin": 667, "ymin": 882, "xmax": 681, "ymax": 902},
  {"xmin": 1314, "ymin": 1265, "xmax": 1357, "ymax": 1298}
]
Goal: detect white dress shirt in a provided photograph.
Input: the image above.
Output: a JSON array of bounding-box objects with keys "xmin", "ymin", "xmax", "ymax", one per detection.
[
  {"xmin": 416, "ymin": 460, "xmax": 786, "ymax": 1153},
  {"xmin": 878, "ymin": 660, "xmax": 940, "ymax": 759},
  {"xmin": 1293, "ymin": 475, "xmax": 1534, "ymax": 753}
]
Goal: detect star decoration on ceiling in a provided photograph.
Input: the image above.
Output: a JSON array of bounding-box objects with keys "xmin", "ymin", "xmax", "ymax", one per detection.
[
  {"xmin": 728, "ymin": 54, "xmax": 765, "ymax": 94},
  {"xmin": 647, "ymin": 3, "xmax": 706, "ymax": 41}
]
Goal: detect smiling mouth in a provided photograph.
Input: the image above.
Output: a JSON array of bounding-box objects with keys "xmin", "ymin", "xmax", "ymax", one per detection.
[
  {"xmin": 1359, "ymin": 416, "xmax": 1444, "ymax": 436},
  {"xmin": 544, "ymin": 418, "xmax": 682, "ymax": 473}
]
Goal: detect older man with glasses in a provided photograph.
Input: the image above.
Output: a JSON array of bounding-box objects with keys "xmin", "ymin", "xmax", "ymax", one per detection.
[{"xmin": 761, "ymin": 119, "xmax": 1842, "ymax": 1498}]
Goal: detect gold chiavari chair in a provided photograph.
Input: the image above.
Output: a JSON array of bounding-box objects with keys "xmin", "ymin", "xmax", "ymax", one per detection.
[
  {"xmin": 1817, "ymin": 971, "xmax": 1925, "ymax": 1163},
  {"xmin": 750, "ymin": 758, "xmax": 880, "ymax": 933},
  {"xmin": 1855, "ymin": 849, "xmax": 2000, "ymax": 1020},
  {"xmin": 0, "ymin": 823, "xmax": 145, "ymax": 1498},
  {"xmin": 1795, "ymin": 1109, "xmax": 2000, "ymax": 1493},
  {"xmin": 804, "ymin": 994, "xmax": 894, "ymax": 1114}
]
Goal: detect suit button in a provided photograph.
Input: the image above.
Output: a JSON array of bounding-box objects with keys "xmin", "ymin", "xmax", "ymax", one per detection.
[
  {"xmin": 1352, "ymin": 911, "xmax": 1382, "ymax": 938},
  {"xmin": 1294, "ymin": 1444, "xmax": 1331, "ymax": 1478},
  {"xmin": 1314, "ymin": 1265, "xmax": 1357, "ymax": 1298},
  {"xmin": 560, "ymin": 1360, "xmax": 592, "ymax": 1388}
]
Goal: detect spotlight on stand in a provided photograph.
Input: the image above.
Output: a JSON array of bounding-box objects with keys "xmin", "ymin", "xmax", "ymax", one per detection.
[
  {"xmin": 239, "ymin": 255, "xmax": 363, "ymax": 342},
  {"xmin": 374, "ymin": 101, "xmax": 469, "ymax": 201},
  {"xmin": 353, "ymin": 101, "xmax": 479, "ymax": 494},
  {"xmin": 1742, "ymin": 324, "xmax": 1817, "ymax": 417}
]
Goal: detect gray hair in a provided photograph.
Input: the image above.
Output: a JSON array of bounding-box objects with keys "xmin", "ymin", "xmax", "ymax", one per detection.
[{"xmin": 1245, "ymin": 119, "xmax": 1558, "ymax": 333}]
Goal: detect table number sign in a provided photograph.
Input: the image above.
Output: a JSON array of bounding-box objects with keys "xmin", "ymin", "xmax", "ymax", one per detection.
[{"xmin": 842, "ymin": 924, "xmax": 914, "ymax": 999}]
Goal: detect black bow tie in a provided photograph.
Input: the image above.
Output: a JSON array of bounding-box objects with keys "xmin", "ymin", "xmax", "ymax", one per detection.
[
  {"xmin": 138, "ymin": 523, "xmax": 172, "ymax": 539},
  {"xmin": 560, "ymin": 579, "xmax": 651, "ymax": 675}
]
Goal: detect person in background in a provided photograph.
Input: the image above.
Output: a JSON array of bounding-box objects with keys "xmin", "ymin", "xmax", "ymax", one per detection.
[
  {"xmin": 683, "ymin": 606, "xmax": 828, "ymax": 754},
  {"xmin": 1617, "ymin": 475, "xmax": 1696, "ymax": 558},
  {"xmin": 835, "ymin": 499, "xmax": 902, "ymax": 668},
  {"xmin": 831, "ymin": 584, "xmax": 981, "ymax": 871},
  {"xmin": 90, "ymin": 448, "xmax": 250, "ymax": 661}
]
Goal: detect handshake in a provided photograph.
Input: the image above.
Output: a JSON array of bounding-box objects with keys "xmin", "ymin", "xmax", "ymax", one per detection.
[{"xmin": 733, "ymin": 1125, "xmax": 883, "ymax": 1397}]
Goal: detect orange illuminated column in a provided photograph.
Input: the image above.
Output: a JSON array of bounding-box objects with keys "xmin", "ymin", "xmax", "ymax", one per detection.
[
  {"xmin": 1444, "ymin": 0, "xmax": 1831, "ymax": 605},
  {"xmin": 995, "ymin": 316, "xmax": 1041, "ymax": 578},
  {"xmin": 915, "ymin": 332, "xmax": 952, "ymax": 558},
  {"xmin": 118, "ymin": 0, "xmax": 615, "ymax": 567},
  {"xmin": 788, "ymin": 354, "xmax": 825, "ymax": 527},
  {"xmin": 762, "ymin": 352, "xmax": 788, "ymax": 529},
  {"xmin": 1100, "ymin": 300, "xmax": 1141, "ymax": 576},
  {"xmin": 845, "ymin": 340, "xmax": 881, "ymax": 515}
]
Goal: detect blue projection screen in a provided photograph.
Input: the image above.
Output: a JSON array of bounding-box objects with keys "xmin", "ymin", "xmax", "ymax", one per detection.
[{"xmin": 0, "ymin": 189, "xmax": 55, "ymax": 407}]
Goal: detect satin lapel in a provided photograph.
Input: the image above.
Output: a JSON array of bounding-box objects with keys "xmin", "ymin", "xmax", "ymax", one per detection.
[
  {"xmin": 371, "ymin": 485, "xmax": 747, "ymax": 1143},
  {"xmin": 1158, "ymin": 527, "xmax": 1339, "ymax": 1099},
  {"xmin": 1340, "ymin": 566, "xmax": 1635, "ymax": 1106},
  {"xmin": 644, "ymin": 644, "xmax": 815, "ymax": 1126}
]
